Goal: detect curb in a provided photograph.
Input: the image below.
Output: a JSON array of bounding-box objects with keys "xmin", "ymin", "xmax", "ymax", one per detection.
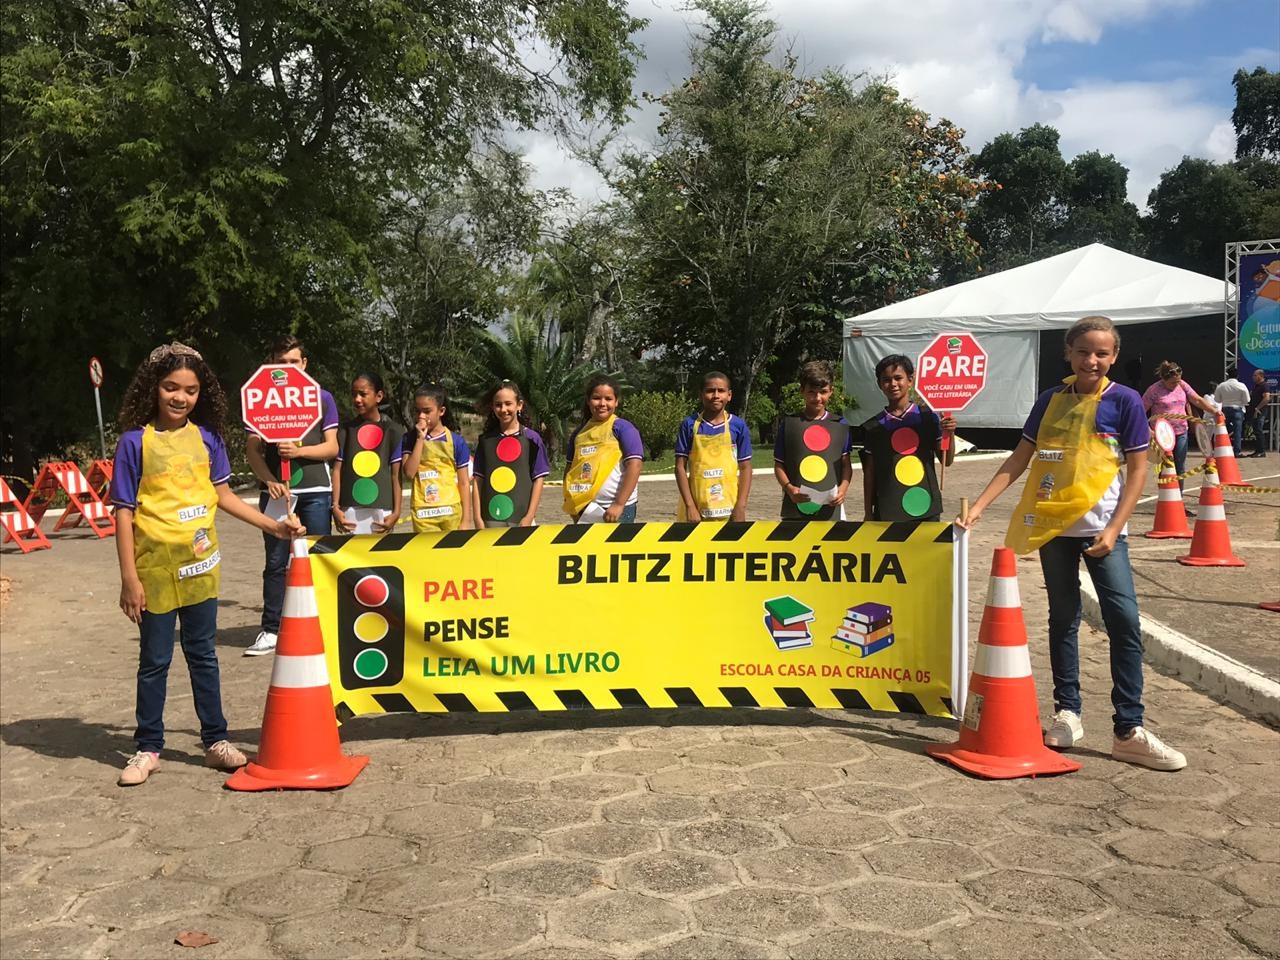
[{"xmin": 1079, "ymin": 578, "xmax": 1280, "ymax": 726}]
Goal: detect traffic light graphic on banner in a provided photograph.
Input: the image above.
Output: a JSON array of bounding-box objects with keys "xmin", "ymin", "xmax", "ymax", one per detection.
[
  {"xmin": 337, "ymin": 567, "xmax": 405, "ymax": 689},
  {"xmin": 889, "ymin": 427, "xmax": 933, "ymax": 518}
]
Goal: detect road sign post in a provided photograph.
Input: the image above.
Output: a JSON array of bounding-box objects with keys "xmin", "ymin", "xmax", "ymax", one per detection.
[
  {"xmin": 915, "ymin": 333, "xmax": 989, "ymax": 489},
  {"xmin": 88, "ymin": 357, "xmax": 106, "ymax": 459},
  {"xmin": 240, "ymin": 365, "xmax": 325, "ymax": 507}
]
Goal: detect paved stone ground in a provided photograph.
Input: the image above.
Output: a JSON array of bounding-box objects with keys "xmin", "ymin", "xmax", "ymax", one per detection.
[{"xmin": 2, "ymin": 459, "xmax": 1278, "ymax": 959}]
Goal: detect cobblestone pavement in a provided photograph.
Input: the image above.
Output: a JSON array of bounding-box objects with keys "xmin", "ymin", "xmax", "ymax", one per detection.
[{"xmin": 2, "ymin": 461, "xmax": 1277, "ymax": 959}]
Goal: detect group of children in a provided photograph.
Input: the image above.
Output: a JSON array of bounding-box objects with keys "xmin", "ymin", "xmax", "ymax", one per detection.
[
  {"xmin": 315, "ymin": 358, "xmax": 959, "ymax": 534},
  {"xmin": 108, "ymin": 315, "xmax": 1183, "ymax": 786}
]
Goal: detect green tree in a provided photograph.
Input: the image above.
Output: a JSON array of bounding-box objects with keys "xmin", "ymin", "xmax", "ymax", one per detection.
[
  {"xmin": 476, "ymin": 316, "xmax": 604, "ymax": 466},
  {"xmin": 624, "ymin": 390, "xmax": 687, "ymax": 459},
  {"xmin": 516, "ymin": 207, "xmax": 631, "ymax": 368},
  {"xmin": 1, "ymin": 0, "xmax": 643, "ymax": 473},
  {"xmin": 362, "ymin": 151, "xmax": 544, "ymax": 422},
  {"xmin": 1233, "ymin": 67, "xmax": 1280, "ymax": 159},
  {"xmin": 962, "ymin": 127, "xmax": 1142, "ymax": 276},
  {"xmin": 1144, "ymin": 158, "xmax": 1260, "ymax": 276},
  {"xmin": 615, "ymin": 1, "xmax": 973, "ymax": 417}
]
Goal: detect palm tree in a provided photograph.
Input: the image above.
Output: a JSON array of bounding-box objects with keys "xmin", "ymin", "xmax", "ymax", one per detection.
[{"xmin": 479, "ymin": 316, "xmax": 618, "ymax": 466}]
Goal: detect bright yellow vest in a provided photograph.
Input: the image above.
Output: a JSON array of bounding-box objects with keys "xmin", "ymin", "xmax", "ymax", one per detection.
[
  {"xmin": 1006, "ymin": 377, "xmax": 1122, "ymax": 554},
  {"xmin": 563, "ymin": 415, "xmax": 621, "ymax": 517},
  {"xmin": 133, "ymin": 422, "xmax": 221, "ymax": 613},
  {"xmin": 410, "ymin": 429, "xmax": 463, "ymax": 533},
  {"xmin": 677, "ymin": 415, "xmax": 739, "ymax": 520}
]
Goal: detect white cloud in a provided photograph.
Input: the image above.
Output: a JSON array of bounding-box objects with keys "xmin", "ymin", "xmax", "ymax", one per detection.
[{"xmin": 517, "ymin": 0, "xmax": 1259, "ymax": 212}]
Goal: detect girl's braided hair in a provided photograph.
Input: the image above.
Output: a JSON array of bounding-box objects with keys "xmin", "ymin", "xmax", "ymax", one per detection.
[{"xmin": 117, "ymin": 342, "xmax": 228, "ymax": 440}]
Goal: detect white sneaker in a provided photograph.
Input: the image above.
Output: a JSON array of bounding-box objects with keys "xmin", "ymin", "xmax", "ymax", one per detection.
[
  {"xmin": 1112, "ymin": 726, "xmax": 1187, "ymax": 771},
  {"xmin": 244, "ymin": 631, "xmax": 277, "ymax": 657},
  {"xmin": 1044, "ymin": 709, "xmax": 1084, "ymax": 749}
]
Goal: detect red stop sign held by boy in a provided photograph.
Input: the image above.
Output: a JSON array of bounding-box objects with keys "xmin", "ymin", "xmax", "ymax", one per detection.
[
  {"xmin": 241, "ymin": 364, "xmax": 324, "ymax": 496},
  {"xmin": 916, "ymin": 333, "xmax": 987, "ymax": 486}
]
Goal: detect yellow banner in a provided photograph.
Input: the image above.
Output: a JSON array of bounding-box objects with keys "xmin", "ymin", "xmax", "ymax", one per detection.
[{"xmin": 310, "ymin": 520, "xmax": 956, "ymax": 719}]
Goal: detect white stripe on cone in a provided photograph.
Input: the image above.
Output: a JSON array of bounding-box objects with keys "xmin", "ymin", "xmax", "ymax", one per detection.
[
  {"xmin": 986, "ymin": 576, "xmax": 1020, "ymax": 608},
  {"xmin": 282, "ymin": 586, "xmax": 319, "ymax": 619},
  {"xmin": 1197, "ymin": 504, "xmax": 1226, "ymax": 521},
  {"xmin": 1157, "ymin": 487, "xmax": 1182, "ymax": 501},
  {"xmin": 973, "ymin": 643, "xmax": 1033, "ymax": 679},
  {"xmin": 270, "ymin": 653, "xmax": 330, "ymax": 689}
]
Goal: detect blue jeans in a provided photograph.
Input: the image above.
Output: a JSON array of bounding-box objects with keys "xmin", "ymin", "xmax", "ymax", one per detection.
[
  {"xmin": 1249, "ymin": 411, "xmax": 1267, "ymax": 455},
  {"xmin": 1223, "ymin": 407, "xmax": 1245, "ymax": 457},
  {"xmin": 1039, "ymin": 536, "xmax": 1144, "ymax": 736},
  {"xmin": 1172, "ymin": 432, "xmax": 1188, "ymax": 492},
  {"xmin": 260, "ymin": 491, "xmax": 331, "ymax": 632},
  {"xmin": 135, "ymin": 597, "xmax": 227, "ymax": 753}
]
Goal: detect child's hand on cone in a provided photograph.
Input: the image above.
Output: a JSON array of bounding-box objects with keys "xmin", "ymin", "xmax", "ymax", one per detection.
[{"xmin": 274, "ymin": 515, "xmax": 305, "ymax": 539}]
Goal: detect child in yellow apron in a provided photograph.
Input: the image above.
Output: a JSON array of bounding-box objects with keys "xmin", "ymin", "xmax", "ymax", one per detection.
[
  {"xmin": 957, "ymin": 316, "xmax": 1186, "ymax": 773},
  {"xmin": 563, "ymin": 375, "xmax": 644, "ymax": 523},
  {"xmin": 674, "ymin": 372, "xmax": 753, "ymax": 520},
  {"xmin": 110, "ymin": 343, "xmax": 301, "ymax": 786},
  {"xmin": 401, "ymin": 385, "xmax": 471, "ymax": 533}
]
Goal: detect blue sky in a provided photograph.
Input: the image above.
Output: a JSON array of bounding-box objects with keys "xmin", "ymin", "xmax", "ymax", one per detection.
[
  {"xmin": 522, "ymin": 1, "xmax": 1280, "ymax": 210},
  {"xmin": 1023, "ymin": 0, "xmax": 1278, "ymax": 92}
]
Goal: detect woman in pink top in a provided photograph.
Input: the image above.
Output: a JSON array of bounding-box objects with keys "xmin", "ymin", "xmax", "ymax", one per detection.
[{"xmin": 1142, "ymin": 360, "xmax": 1216, "ymax": 493}]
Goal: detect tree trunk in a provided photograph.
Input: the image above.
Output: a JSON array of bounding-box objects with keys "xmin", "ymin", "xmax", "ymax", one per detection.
[{"xmin": 576, "ymin": 296, "xmax": 613, "ymax": 367}]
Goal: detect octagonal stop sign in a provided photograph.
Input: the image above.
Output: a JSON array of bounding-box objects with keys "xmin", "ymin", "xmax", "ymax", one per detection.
[
  {"xmin": 241, "ymin": 364, "xmax": 323, "ymax": 444},
  {"xmin": 915, "ymin": 332, "xmax": 988, "ymax": 415}
]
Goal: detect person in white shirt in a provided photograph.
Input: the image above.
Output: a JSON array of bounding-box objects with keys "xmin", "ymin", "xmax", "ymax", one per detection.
[{"xmin": 1214, "ymin": 368, "xmax": 1253, "ymax": 457}]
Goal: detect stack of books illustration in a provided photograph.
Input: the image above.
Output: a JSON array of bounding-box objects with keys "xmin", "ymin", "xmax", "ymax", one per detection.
[
  {"xmin": 832, "ymin": 601, "xmax": 894, "ymax": 657},
  {"xmin": 763, "ymin": 596, "xmax": 815, "ymax": 650}
]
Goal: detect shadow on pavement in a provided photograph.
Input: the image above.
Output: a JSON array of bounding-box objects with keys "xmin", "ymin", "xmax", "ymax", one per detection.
[
  {"xmin": 335, "ymin": 706, "xmax": 952, "ymax": 757},
  {"xmin": 1, "ymin": 716, "xmax": 261, "ymax": 769}
]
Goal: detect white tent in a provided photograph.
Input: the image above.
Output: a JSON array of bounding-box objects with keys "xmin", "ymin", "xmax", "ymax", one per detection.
[{"xmin": 841, "ymin": 244, "xmax": 1228, "ymax": 428}]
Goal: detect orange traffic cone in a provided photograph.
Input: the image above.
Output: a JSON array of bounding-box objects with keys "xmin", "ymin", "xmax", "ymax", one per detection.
[
  {"xmin": 1177, "ymin": 468, "xmax": 1244, "ymax": 568},
  {"xmin": 227, "ymin": 539, "xmax": 369, "ymax": 790},
  {"xmin": 1210, "ymin": 413, "xmax": 1250, "ymax": 487},
  {"xmin": 926, "ymin": 548, "xmax": 1081, "ymax": 780},
  {"xmin": 1144, "ymin": 457, "xmax": 1192, "ymax": 539}
]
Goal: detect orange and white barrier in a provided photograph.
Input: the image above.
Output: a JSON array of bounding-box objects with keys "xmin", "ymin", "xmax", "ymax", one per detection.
[
  {"xmin": 23, "ymin": 462, "xmax": 115, "ymax": 539},
  {"xmin": 1, "ymin": 478, "xmax": 50, "ymax": 554},
  {"xmin": 926, "ymin": 548, "xmax": 1080, "ymax": 780}
]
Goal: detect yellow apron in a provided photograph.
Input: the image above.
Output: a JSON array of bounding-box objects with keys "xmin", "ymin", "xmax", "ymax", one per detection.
[
  {"xmin": 133, "ymin": 422, "xmax": 221, "ymax": 614},
  {"xmin": 563, "ymin": 415, "xmax": 621, "ymax": 517},
  {"xmin": 677, "ymin": 415, "xmax": 739, "ymax": 520},
  {"xmin": 1005, "ymin": 377, "xmax": 1121, "ymax": 554},
  {"xmin": 410, "ymin": 429, "xmax": 463, "ymax": 533}
]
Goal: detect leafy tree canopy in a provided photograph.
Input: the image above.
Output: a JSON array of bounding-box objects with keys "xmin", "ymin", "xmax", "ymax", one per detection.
[
  {"xmin": 1, "ymin": 0, "xmax": 643, "ymax": 471},
  {"xmin": 613, "ymin": 0, "xmax": 983, "ymax": 415}
]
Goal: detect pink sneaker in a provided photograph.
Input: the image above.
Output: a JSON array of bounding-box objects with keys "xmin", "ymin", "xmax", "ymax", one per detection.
[
  {"xmin": 203, "ymin": 740, "xmax": 248, "ymax": 771},
  {"xmin": 118, "ymin": 751, "xmax": 160, "ymax": 786}
]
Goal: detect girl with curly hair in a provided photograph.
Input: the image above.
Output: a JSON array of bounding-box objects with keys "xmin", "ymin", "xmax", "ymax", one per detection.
[{"xmin": 109, "ymin": 343, "xmax": 302, "ymax": 786}]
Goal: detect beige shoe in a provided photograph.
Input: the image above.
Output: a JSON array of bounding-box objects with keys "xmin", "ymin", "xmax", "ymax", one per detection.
[
  {"xmin": 204, "ymin": 740, "xmax": 248, "ymax": 771},
  {"xmin": 118, "ymin": 751, "xmax": 160, "ymax": 786}
]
